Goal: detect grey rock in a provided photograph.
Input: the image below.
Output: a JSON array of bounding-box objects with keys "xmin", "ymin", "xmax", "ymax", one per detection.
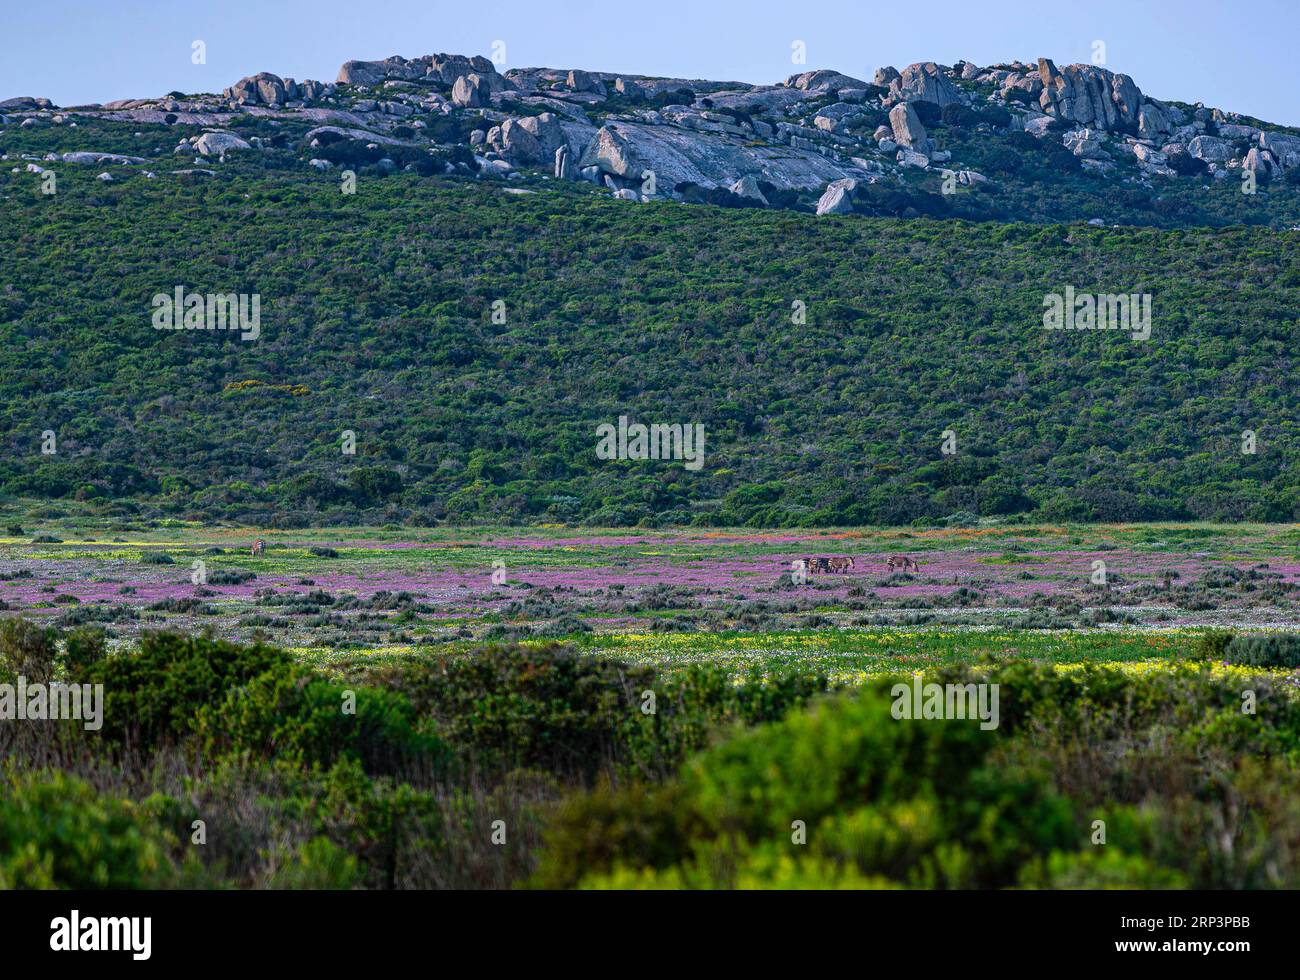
[
  {"xmin": 1002, "ymin": 72, "xmax": 1043, "ymax": 97},
  {"xmin": 888, "ymin": 101, "xmax": 927, "ymax": 147},
  {"xmin": 580, "ymin": 125, "xmax": 644, "ymax": 178},
  {"xmin": 1037, "ymin": 58, "xmax": 1141, "ymax": 131},
  {"xmin": 816, "ymin": 179, "xmax": 856, "ymax": 215},
  {"xmin": 1260, "ymin": 131, "xmax": 1300, "ymax": 168},
  {"xmin": 786, "ymin": 69, "xmax": 869, "ymax": 92},
  {"xmin": 1023, "ymin": 115, "xmax": 1056, "ymax": 137},
  {"xmin": 567, "ymin": 70, "xmax": 606, "ymax": 95},
  {"xmin": 1243, "ymin": 146, "xmax": 1277, "ymax": 176},
  {"xmin": 224, "ymin": 72, "xmax": 289, "ymax": 105},
  {"xmin": 497, "ymin": 118, "xmax": 541, "ymax": 163},
  {"xmin": 577, "ymin": 119, "xmax": 860, "ymax": 191},
  {"xmin": 0, "ymin": 96, "xmax": 54, "ymax": 111},
  {"xmin": 1218, "ymin": 123, "xmax": 1260, "ymax": 139},
  {"xmin": 452, "ymin": 74, "xmax": 488, "ymax": 107},
  {"xmin": 1064, "ymin": 128, "xmax": 1110, "ymax": 159},
  {"xmin": 1132, "ymin": 143, "xmax": 1167, "ymax": 164},
  {"xmin": 303, "ymin": 125, "xmax": 407, "ymax": 146},
  {"xmin": 1080, "ymin": 158, "xmax": 1116, "ymax": 175},
  {"xmin": 193, "ymin": 131, "xmax": 252, "ymax": 155},
  {"xmin": 1137, "ymin": 102, "xmax": 1171, "ymax": 138},
  {"xmin": 896, "ymin": 147, "xmax": 930, "ymax": 168},
  {"xmin": 515, "ymin": 111, "xmax": 567, "ymax": 159},
  {"xmin": 425, "ymin": 54, "xmax": 497, "ymax": 85},
  {"xmin": 61, "ymin": 151, "xmax": 147, "ymax": 165},
  {"xmin": 337, "ymin": 56, "xmax": 423, "ymax": 87},
  {"xmin": 1187, "ymin": 134, "xmax": 1233, "ymax": 162},
  {"xmin": 730, "ymin": 174, "xmax": 767, "ymax": 204},
  {"xmin": 873, "ymin": 66, "xmax": 900, "ymax": 87},
  {"xmin": 614, "ymin": 78, "xmax": 645, "ymax": 100},
  {"xmin": 888, "ymin": 63, "xmax": 960, "ymax": 106}
]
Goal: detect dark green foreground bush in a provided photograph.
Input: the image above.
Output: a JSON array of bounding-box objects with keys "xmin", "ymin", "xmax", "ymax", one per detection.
[
  {"xmin": 0, "ymin": 622, "xmax": 832, "ymax": 888},
  {"xmin": 5, "ymin": 622, "xmax": 1300, "ymax": 889},
  {"xmin": 533, "ymin": 661, "xmax": 1300, "ymax": 889}
]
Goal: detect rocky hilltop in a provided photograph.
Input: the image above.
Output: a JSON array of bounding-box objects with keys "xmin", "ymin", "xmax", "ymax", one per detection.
[{"xmin": 5, "ymin": 52, "xmax": 1299, "ymax": 218}]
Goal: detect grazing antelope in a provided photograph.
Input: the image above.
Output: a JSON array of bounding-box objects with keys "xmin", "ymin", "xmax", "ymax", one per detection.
[
  {"xmin": 251, "ymin": 538, "xmax": 266, "ymax": 557},
  {"xmin": 826, "ymin": 556, "xmax": 855, "ymax": 574},
  {"xmin": 886, "ymin": 555, "xmax": 919, "ymax": 573}
]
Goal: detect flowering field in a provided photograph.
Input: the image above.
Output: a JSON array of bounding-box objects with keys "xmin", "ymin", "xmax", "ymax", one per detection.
[{"xmin": 4, "ymin": 518, "xmax": 1299, "ymax": 679}]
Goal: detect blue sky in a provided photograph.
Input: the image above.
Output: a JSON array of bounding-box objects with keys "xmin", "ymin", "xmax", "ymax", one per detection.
[{"xmin": 3, "ymin": 0, "xmax": 1297, "ymax": 125}]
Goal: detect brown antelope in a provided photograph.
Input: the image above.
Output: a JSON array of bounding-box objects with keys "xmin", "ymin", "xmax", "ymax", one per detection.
[
  {"xmin": 251, "ymin": 538, "xmax": 266, "ymax": 557},
  {"xmin": 886, "ymin": 555, "xmax": 919, "ymax": 573}
]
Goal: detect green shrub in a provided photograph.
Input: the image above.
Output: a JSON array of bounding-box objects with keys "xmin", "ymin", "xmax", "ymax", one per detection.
[
  {"xmin": 535, "ymin": 662, "xmax": 1300, "ymax": 888},
  {"xmin": 195, "ymin": 668, "xmax": 447, "ymax": 773},
  {"xmin": 535, "ymin": 676, "xmax": 1077, "ymax": 888},
  {"xmin": 0, "ymin": 771, "xmax": 175, "ymax": 888},
  {"xmin": 1194, "ymin": 628, "xmax": 1235, "ymax": 661},
  {"xmin": 1223, "ymin": 633, "xmax": 1300, "ymax": 668},
  {"xmin": 262, "ymin": 836, "xmax": 361, "ymax": 889},
  {"xmin": 0, "ymin": 618, "xmax": 59, "ymax": 682},
  {"xmin": 371, "ymin": 643, "xmax": 832, "ymax": 780},
  {"xmin": 62, "ymin": 626, "xmax": 109, "ymax": 674},
  {"xmin": 87, "ymin": 630, "xmax": 295, "ymax": 748}
]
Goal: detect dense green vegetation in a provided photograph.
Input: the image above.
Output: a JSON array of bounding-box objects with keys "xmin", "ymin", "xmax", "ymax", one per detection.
[
  {"xmin": 0, "ymin": 621, "xmax": 833, "ymax": 887},
  {"xmin": 4, "ymin": 620, "xmax": 1298, "ymax": 888},
  {"xmin": 2, "ymin": 119, "xmax": 1299, "ymax": 526},
  {"xmin": 536, "ymin": 660, "xmax": 1300, "ymax": 888}
]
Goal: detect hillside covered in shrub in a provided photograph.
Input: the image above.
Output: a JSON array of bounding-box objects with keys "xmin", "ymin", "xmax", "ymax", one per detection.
[{"xmin": 2, "ymin": 160, "xmax": 1298, "ymax": 526}]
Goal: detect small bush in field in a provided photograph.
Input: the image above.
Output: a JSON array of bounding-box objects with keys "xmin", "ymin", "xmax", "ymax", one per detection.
[
  {"xmin": 1223, "ymin": 633, "xmax": 1300, "ymax": 668},
  {"xmin": 63, "ymin": 626, "xmax": 109, "ymax": 674},
  {"xmin": 1194, "ymin": 629, "xmax": 1234, "ymax": 661},
  {"xmin": 0, "ymin": 618, "xmax": 59, "ymax": 682}
]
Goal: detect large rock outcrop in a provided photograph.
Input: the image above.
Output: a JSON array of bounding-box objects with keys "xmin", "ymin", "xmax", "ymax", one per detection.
[
  {"xmin": 888, "ymin": 102, "xmax": 931, "ymax": 155},
  {"xmin": 784, "ymin": 69, "xmax": 870, "ymax": 93},
  {"xmin": 1037, "ymin": 59, "xmax": 1141, "ymax": 131},
  {"xmin": 888, "ymin": 63, "xmax": 961, "ymax": 106},
  {"xmin": 338, "ymin": 53, "xmax": 497, "ymax": 88},
  {"xmin": 493, "ymin": 113, "xmax": 567, "ymax": 165},
  {"xmin": 578, "ymin": 121, "xmax": 861, "ymax": 192},
  {"xmin": 1260, "ymin": 132, "xmax": 1300, "ymax": 169}
]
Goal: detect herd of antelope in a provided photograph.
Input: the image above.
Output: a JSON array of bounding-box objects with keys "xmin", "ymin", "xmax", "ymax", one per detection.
[{"xmin": 797, "ymin": 554, "xmax": 919, "ymax": 576}]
